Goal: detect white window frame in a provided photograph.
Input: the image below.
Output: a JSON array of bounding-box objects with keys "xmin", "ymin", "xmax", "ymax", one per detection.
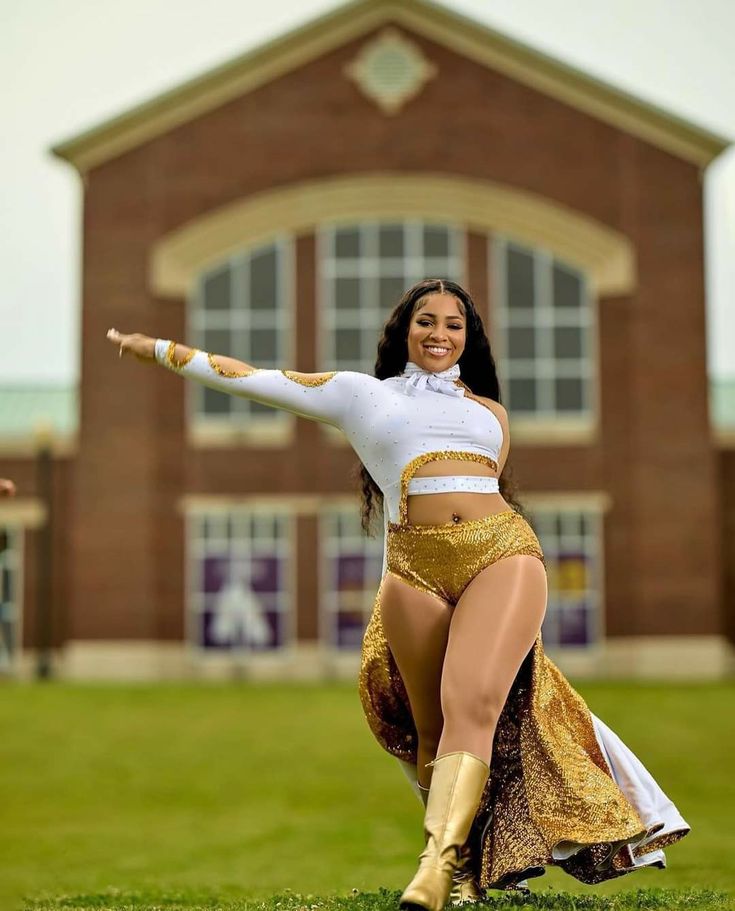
[
  {"xmin": 184, "ymin": 503, "xmax": 296, "ymax": 662},
  {"xmin": 317, "ymin": 220, "xmax": 466, "ymax": 374},
  {"xmin": 187, "ymin": 235, "xmax": 296, "ymax": 446},
  {"xmin": 491, "ymin": 235, "xmax": 598, "ymax": 426}
]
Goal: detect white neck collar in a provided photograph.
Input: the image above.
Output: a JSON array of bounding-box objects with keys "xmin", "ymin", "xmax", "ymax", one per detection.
[{"xmin": 398, "ymin": 360, "xmax": 465, "ymax": 398}]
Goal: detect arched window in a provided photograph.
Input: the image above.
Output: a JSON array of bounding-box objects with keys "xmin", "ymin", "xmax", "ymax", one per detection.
[
  {"xmin": 188, "ymin": 237, "xmax": 292, "ymax": 423},
  {"xmin": 318, "ymin": 220, "xmax": 464, "ymax": 372},
  {"xmin": 493, "ymin": 237, "xmax": 593, "ymax": 417}
]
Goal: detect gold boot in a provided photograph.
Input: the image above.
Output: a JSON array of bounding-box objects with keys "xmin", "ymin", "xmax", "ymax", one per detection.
[
  {"xmin": 399, "ymin": 751, "xmax": 490, "ymax": 911},
  {"xmin": 448, "ymin": 844, "xmax": 485, "ymax": 905},
  {"xmin": 417, "ymin": 784, "xmax": 484, "ymax": 905}
]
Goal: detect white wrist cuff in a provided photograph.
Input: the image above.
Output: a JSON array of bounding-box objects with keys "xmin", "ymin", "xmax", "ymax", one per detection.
[{"xmin": 154, "ymin": 339, "xmax": 173, "ymax": 365}]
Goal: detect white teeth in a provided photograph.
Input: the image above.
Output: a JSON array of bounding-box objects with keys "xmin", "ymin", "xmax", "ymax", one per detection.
[{"xmin": 424, "ymin": 346, "xmax": 450, "ymax": 355}]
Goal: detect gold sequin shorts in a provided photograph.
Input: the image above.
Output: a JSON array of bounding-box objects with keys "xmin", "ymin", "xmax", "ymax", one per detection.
[
  {"xmin": 385, "ymin": 508, "xmax": 545, "ymax": 605},
  {"xmin": 358, "ymin": 512, "xmax": 687, "ymax": 891}
]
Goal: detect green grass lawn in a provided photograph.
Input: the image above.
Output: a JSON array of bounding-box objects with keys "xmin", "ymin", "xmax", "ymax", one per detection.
[{"xmin": 1, "ymin": 679, "xmax": 732, "ymax": 911}]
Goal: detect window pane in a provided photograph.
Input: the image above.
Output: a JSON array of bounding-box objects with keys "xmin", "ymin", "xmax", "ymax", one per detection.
[
  {"xmin": 423, "ymin": 225, "xmax": 450, "ymax": 257},
  {"xmin": 507, "ymin": 326, "xmax": 536, "ymax": 359},
  {"xmin": 558, "ymin": 554, "xmax": 588, "ymax": 593},
  {"xmin": 250, "ymin": 328, "xmax": 277, "ymax": 363},
  {"xmin": 335, "ymin": 277, "xmax": 360, "ymax": 310},
  {"xmin": 554, "ymin": 326, "xmax": 583, "ymax": 359},
  {"xmin": 509, "ymin": 377, "xmax": 536, "ymax": 411},
  {"xmin": 338, "ymin": 553, "xmax": 365, "ymax": 589},
  {"xmin": 336, "ymin": 328, "xmax": 362, "ymax": 361},
  {"xmin": 553, "ymin": 263, "xmax": 582, "ymax": 308},
  {"xmin": 337, "ymin": 610, "xmax": 366, "ymax": 648},
  {"xmin": 378, "ymin": 224, "xmax": 404, "ymax": 258},
  {"xmin": 559, "ymin": 605, "xmax": 590, "ymax": 645},
  {"xmin": 203, "ymin": 387, "xmax": 231, "ymax": 415},
  {"xmin": 379, "ymin": 275, "xmax": 406, "ymax": 311},
  {"xmin": 250, "ymin": 247, "xmax": 277, "ymax": 310},
  {"xmin": 203, "ymin": 265, "xmax": 231, "ymax": 311},
  {"xmin": 555, "ymin": 377, "xmax": 584, "ymax": 411},
  {"xmin": 335, "ymin": 228, "xmax": 360, "ymax": 258},
  {"xmin": 204, "ymin": 329, "xmax": 233, "ymax": 356},
  {"xmin": 506, "ymin": 245, "xmax": 535, "ymax": 309},
  {"xmin": 251, "ymin": 555, "xmax": 279, "ymax": 593}
]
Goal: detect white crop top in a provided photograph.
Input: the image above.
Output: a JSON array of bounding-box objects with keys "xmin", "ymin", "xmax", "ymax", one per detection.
[{"xmin": 154, "ymin": 340, "xmax": 505, "ymax": 573}]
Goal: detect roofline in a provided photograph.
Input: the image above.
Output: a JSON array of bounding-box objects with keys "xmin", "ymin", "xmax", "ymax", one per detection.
[{"xmin": 50, "ymin": 0, "xmax": 730, "ymax": 173}]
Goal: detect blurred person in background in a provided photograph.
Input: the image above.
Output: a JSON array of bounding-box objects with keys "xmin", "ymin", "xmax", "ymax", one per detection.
[
  {"xmin": 106, "ymin": 278, "xmax": 689, "ymax": 908},
  {"xmin": 0, "ymin": 479, "xmax": 16, "ymax": 496}
]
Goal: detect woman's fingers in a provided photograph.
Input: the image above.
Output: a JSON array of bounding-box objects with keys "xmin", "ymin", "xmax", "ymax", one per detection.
[
  {"xmin": 106, "ymin": 328, "xmax": 155, "ymax": 361},
  {"xmin": 107, "ymin": 327, "xmax": 126, "ymax": 356},
  {"xmin": 106, "ymin": 327, "xmax": 125, "ymax": 358}
]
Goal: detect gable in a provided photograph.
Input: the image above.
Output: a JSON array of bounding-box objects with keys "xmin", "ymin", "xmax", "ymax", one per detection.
[{"xmin": 51, "ymin": 0, "xmax": 729, "ymax": 173}]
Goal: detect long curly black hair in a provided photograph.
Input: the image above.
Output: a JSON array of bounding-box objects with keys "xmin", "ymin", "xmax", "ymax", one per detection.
[{"xmin": 351, "ymin": 278, "xmax": 529, "ymax": 534}]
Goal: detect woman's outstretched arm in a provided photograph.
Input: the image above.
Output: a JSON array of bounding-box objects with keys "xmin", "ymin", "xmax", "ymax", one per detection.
[{"xmin": 106, "ymin": 329, "xmax": 359, "ymax": 428}]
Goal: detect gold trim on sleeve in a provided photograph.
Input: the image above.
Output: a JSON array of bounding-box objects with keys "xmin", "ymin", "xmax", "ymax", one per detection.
[
  {"xmin": 281, "ymin": 370, "xmax": 337, "ymax": 387},
  {"xmin": 166, "ymin": 340, "xmax": 198, "ymax": 369},
  {"xmin": 206, "ymin": 352, "xmax": 260, "ymax": 378}
]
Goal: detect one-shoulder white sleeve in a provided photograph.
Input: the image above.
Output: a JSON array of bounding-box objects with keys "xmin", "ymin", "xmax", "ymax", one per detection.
[{"xmin": 155, "ymin": 339, "xmax": 358, "ymax": 429}]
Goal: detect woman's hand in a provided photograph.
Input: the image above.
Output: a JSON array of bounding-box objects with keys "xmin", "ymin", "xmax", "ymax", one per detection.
[{"xmin": 106, "ymin": 328, "xmax": 156, "ymax": 363}]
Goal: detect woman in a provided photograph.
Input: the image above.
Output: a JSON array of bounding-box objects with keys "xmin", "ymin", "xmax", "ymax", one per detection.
[{"xmin": 107, "ymin": 278, "xmax": 689, "ymax": 908}]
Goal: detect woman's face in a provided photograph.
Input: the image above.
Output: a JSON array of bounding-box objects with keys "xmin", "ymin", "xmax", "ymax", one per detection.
[{"xmin": 406, "ymin": 292, "xmax": 467, "ymax": 372}]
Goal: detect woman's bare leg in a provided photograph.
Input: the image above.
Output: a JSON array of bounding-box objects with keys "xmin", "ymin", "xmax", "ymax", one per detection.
[
  {"xmin": 379, "ymin": 573, "xmax": 453, "ymax": 788},
  {"xmin": 437, "ymin": 554, "xmax": 548, "ymax": 764}
]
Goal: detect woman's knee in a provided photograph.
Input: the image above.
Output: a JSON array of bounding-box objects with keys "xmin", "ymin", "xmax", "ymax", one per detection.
[{"xmin": 441, "ymin": 682, "xmax": 506, "ymax": 733}]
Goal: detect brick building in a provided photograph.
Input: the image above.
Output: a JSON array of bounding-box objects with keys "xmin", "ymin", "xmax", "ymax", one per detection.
[{"xmin": 2, "ymin": 0, "xmax": 734, "ymax": 680}]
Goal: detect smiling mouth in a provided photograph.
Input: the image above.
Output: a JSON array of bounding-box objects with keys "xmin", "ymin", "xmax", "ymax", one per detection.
[{"xmin": 423, "ymin": 345, "xmax": 452, "ymax": 356}]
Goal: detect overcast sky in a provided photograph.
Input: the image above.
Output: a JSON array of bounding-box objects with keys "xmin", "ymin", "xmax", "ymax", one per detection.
[{"xmin": 2, "ymin": 0, "xmax": 734, "ymax": 385}]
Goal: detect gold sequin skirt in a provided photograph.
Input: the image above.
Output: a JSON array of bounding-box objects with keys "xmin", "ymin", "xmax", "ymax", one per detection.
[{"xmin": 358, "ymin": 509, "xmax": 690, "ymax": 890}]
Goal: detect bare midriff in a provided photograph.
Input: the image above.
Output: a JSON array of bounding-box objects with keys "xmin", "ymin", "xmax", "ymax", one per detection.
[{"xmin": 406, "ymin": 458, "xmax": 512, "ymax": 526}]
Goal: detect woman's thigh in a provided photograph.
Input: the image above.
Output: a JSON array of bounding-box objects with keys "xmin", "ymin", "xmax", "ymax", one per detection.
[
  {"xmin": 379, "ymin": 572, "xmax": 453, "ymax": 745},
  {"xmin": 440, "ymin": 554, "xmax": 547, "ymax": 733}
]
